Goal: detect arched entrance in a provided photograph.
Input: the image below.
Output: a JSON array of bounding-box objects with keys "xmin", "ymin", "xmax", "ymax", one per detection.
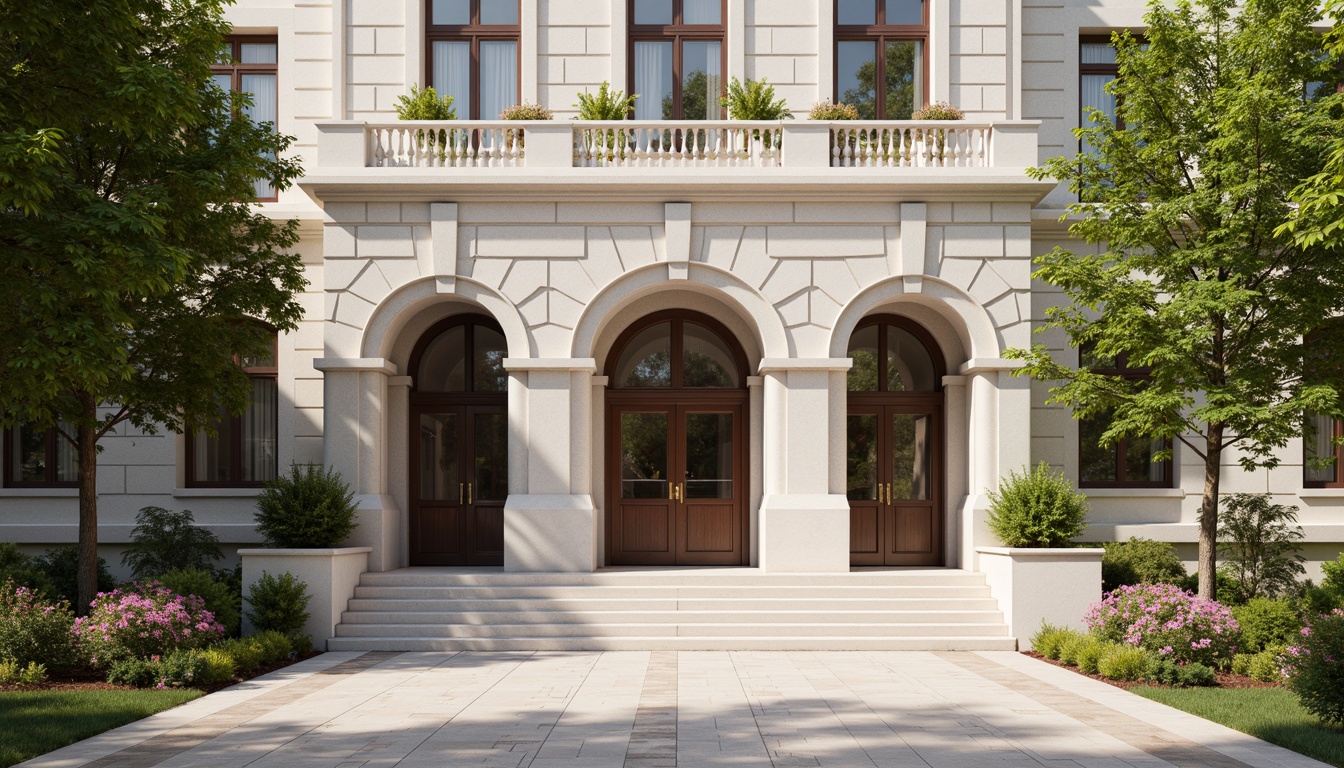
[
  {"xmin": 408, "ymin": 314, "xmax": 508, "ymax": 566},
  {"xmin": 846, "ymin": 315, "xmax": 945, "ymax": 566},
  {"xmin": 606, "ymin": 310, "xmax": 749, "ymax": 565}
]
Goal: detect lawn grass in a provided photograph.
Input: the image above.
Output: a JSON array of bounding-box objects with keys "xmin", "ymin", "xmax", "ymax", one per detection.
[
  {"xmin": 1133, "ymin": 685, "xmax": 1344, "ymax": 768},
  {"xmin": 0, "ymin": 689, "xmax": 201, "ymax": 768}
]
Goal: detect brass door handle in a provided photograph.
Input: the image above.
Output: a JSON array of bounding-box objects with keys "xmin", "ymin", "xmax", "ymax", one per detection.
[
  {"xmin": 674, "ymin": 483, "xmax": 683, "ymax": 502},
  {"xmin": 467, "ymin": 483, "xmax": 473, "ymax": 505},
  {"xmin": 884, "ymin": 483, "xmax": 892, "ymax": 505},
  {"xmin": 459, "ymin": 483, "xmax": 464, "ymax": 505},
  {"xmin": 669, "ymin": 482, "xmax": 675, "ymax": 501}
]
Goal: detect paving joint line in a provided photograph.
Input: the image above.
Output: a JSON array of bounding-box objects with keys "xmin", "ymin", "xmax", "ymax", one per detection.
[{"xmin": 623, "ymin": 650, "xmax": 676, "ymax": 768}]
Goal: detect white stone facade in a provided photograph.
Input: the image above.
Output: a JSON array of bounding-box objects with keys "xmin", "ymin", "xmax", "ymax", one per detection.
[{"xmin": 3, "ymin": 0, "xmax": 1340, "ymax": 582}]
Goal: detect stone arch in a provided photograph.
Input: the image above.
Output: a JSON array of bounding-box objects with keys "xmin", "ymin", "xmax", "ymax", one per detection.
[
  {"xmin": 828, "ymin": 276, "xmax": 1001, "ymax": 367},
  {"xmin": 571, "ymin": 262, "xmax": 789, "ymax": 369},
  {"xmin": 361, "ymin": 277, "xmax": 530, "ymax": 370}
]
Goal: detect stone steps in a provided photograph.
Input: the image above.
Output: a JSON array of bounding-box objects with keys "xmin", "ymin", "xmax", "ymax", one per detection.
[{"xmin": 330, "ymin": 568, "xmax": 1017, "ymax": 651}]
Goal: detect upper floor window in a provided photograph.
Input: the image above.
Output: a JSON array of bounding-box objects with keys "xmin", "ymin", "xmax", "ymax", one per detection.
[
  {"xmin": 629, "ymin": 0, "xmax": 726, "ymax": 119},
  {"xmin": 1305, "ymin": 414, "xmax": 1342, "ymax": 488},
  {"xmin": 427, "ymin": 0, "xmax": 520, "ymax": 119},
  {"xmin": 835, "ymin": 0, "xmax": 927, "ymax": 120},
  {"xmin": 212, "ymin": 36, "xmax": 278, "ymax": 201},
  {"xmin": 1080, "ymin": 36, "xmax": 1120, "ymax": 151},
  {"xmin": 187, "ymin": 332, "xmax": 278, "ymax": 487},
  {"xmin": 4, "ymin": 423, "xmax": 77, "ymax": 488},
  {"xmin": 1078, "ymin": 347, "xmax": 1172, "ymax": 489}
]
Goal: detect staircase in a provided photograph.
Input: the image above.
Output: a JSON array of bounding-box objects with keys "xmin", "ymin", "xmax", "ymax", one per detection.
[{"xmin": 327, "ymin": 568, "xmax": 1017, "ymax": 651}]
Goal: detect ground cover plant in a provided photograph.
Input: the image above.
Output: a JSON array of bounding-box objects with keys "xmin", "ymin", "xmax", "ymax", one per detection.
[{"xmin": 0, "ymin": 689, "xmax": 201, "ymax": 768}]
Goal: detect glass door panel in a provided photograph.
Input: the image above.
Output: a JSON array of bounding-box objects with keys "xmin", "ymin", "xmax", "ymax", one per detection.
[
  {"xmin": 683, "ymin": 412, "xmax": 733, "ymax": 499},
  {"xmin": 890, "ymin": 413, "xmax": 930, "ymax": 500},
  {"xmin": 472, "ymin": 411, "xmax": 508, "ymax": 502},
  {"xmin": 419, "ymin": 413, "xmax": 460, "ymax": 500},
  {"xmin": 620, "ymin": 412, "xmax": 670, "ymax": 499},
  {"xmin": 846, "ymin": 414, "xmax": 879, "ymax": 501}
]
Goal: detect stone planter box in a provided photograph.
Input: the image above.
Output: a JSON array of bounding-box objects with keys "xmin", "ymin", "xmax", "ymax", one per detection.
[
  {"xmin": 239, "ymin": 547, "xmax": 371, "ymax": 650},
  {"xmin": 976, "ymin": 546, "xmax": 1104, "ymax": 650}
]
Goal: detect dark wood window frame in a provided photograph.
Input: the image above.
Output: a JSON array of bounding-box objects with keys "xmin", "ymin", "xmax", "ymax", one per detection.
[
  {"xmin": 1305, "ymin": 416, "xmax": 1344, "ymax": 488},
  {"xmin": 833, "ymin": 0, "xmax": 930, "ymax": 120},
  {"xmin": 1080, "ymin": 34, "xmax": 1124, "ymax": 132},
  {"xmin": 605, "ymin": 309, "xmax": 747, "ymax": 390},
  {"xmin": 212, "ymin": 35, "xmax": 279, "ymax": 202},
  {"xmin": 846, "ymin": 314, "xmax": 945, "ymax": 395},
  {"xmin": 3, "ymin": 424, "xmax": 77, "ymax": 489},
  {"xmin": 627, "ymin": 0, "xmax": 729, "ymax": 120},
  {"xmin": 186, "ymin": 331, "xmax": 279, "ymax": 488},
  {"xmin": 424, "ymin": 0, "xmax": 521, "ymax": 120},
  {"xmin": 1077, "ymin": 349, "xmax": 1173, "ymax": 489}
]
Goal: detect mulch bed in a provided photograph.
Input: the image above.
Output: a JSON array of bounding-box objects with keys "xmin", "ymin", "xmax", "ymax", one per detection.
[
  {"xmin": 1022, "ymin": 651, "xmax": 1281, "ymax": 690},
  {"xmin": 0, "ymin": 652, "xmax": 320, "ymax": 695}
]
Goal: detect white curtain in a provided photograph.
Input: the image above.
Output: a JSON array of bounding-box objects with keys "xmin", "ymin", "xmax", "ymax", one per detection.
[
  {"xmin": 242, "ymin": 73, "xmax": 277, "ymax": 198},
  {"xmin": 1306, "ymin": 413, "xmax": 1337, "ymax": 482},
  {"xmin": 54, "ymin": 421, "xmax": 78, "ymax": 483},
  {"xmin": 433, "ymin": 40, "xmax": 472, "ymax": 116},
  {"xmin": 480, "ymin": 40, "xmax": 518, "ymax": 119},
  {"xmin": 683, "ymin": 0, "xmax": 720, "ymax": 24},
  {"xmin": 683, "ymin": 40, "xmax": 721, "ymax": 119},
  {"xmin": 634, "ymin": 41, "xmax": 672, "ymax": 120},
  {"xmin": 243, "ymin": 378, "xmax": 277, "ymax": 483}
]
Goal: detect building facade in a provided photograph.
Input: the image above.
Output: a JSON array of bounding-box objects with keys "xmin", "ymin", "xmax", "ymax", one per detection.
[{"xmin": 5, "ymin": 0, "xmax": 1342, "ymax": 581}]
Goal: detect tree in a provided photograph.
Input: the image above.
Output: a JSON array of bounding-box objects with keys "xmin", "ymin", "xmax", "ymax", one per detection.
[
  {"xmin": 0, "ymin": 0, "xmax": 306, "ymax": 613},
  {"xmin": 1008, "ymin": 0, "xmax": 1344, "ymax": 599}
]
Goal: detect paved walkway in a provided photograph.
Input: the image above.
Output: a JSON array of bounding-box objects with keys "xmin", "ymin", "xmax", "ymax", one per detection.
[{"xmin": 20, "ymin": 651, "xmax": 1331, "ymax": 768}]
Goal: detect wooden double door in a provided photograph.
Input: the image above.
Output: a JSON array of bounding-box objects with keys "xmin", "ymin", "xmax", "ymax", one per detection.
[
  {"xmin": 608, "ymin": 397, "xmax": 747, "ymax": 565},
  {"xmin": 409, "ymin": 404, "xmax": 508, "ymax": 565},
  {"xmin": 847, "ymin": 400, "xmax": 944, "ymax": 566}
]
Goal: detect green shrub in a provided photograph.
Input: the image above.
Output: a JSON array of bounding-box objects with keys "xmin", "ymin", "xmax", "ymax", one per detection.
[
  {"xmin": 1246, "ymin": 646, "xmax": 1287, "ymax": 682},
  {"xmin": 986, "ymin": 463, "xmax": 1088, "ymax": 547},
  {"xmin": 1030, "ymin": 623, "xmax": 1081, "ymax": 659},
  {"xmin": 911, "ymin": 101, "xmax": 965, "ymax": 120},
  {"xmin": 1075, "ymin": 638, "xmax": 1111, "ymax": 675},
  {"xmin": 246, "ymin": 572, "xmax": 311, "ymax": 636},
  {"xmin": 157, "ymin": 568, "xmax": 241, "ymax": 638},
  {"xmin": 1231, "ymin": 597, "xmax": 1302, "ymax": 653},
  {"xmin": 76, "ymin": 583, "xmax": 225, "ymax": 668},
  {"xmin": 1146, "ymin": 658, "xmax": 1217, "ymax": 687},
  {"xmin": 252, "ymin": 631, "xmax": 294, "ymax": 664},
  {"xmin": 107, "ymin": 650, "xmax": 209, "ymax": 689},
  {"xmin": 1288, "ymin": 609, "xmax": 1344, "ymax": 724},
  {"xmin": 574, "ymin": 82, "xmax": 637, "ymax": 120},
  {"xmin": 1217, "ymin": 493, "xmax": 1305, "ymax": 601},
  {"xmin": 0, "ymin": 660, "xmax": 47, "ymax": 685},
  {"xmin": 255, "ymin": 463, "xmax": 358, "ymax": 548},
  {"xmin": 0, "ymin": 580, "xmax": 76, "ymax": 668},
  {"xmin": 1097, "ymin": 645, "xmax": 1151, "ymax": 681},
  {"xmin": 722, "ymin": 77, "xmax": 791, "ymax": 121},
  {"xmin": 0, "ymin": 543, "xmax": 55, "ymax": 597},
  {"xmin": 218, "ymin": 637, "xmax": 264, "ymax": 674},
  {"xmin": 1101, "ymin": 537, "xmax": 1187, "ymax": 593},
  {"xmin": 1231, "ymin": 653, "xmax": 1254, "ymax": 676},
  {"xmin": 1182, "ymin": 570, "xmax": 1245, "ymax": 605},
  {"xmin": 808, "ymin": 101, "xmax": 860, "ymax": 120},
  {"xmin": 198, "ymin": 648, "xmax": 236, "ymax": 686},
  {"xmin": 1303, "ymin": 553, "xmax": 1344, "ymax": 614},
  {"xmin": 37, "ymin": 546, "xmax": 115, "ymax": 609},
  {"xmin": 121, "ymin": 507, "xmax": 223, "ymax": 580},
  {"xmin": 499, "ymin": 102, "xmax": 553, "ymax": 120},
  {"xmin": 1059, "ymin": 633, "xmax": 1092, "ymax": 667},
  {"xmin": 395, "ymin": 83, "xmax": 455, "ymax": 120},
  {"xmin": 1086, "ymin": 583, "xmax": 1241, "ymax": 668}
]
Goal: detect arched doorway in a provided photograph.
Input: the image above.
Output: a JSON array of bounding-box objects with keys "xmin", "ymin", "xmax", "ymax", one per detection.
[
  {"xmin": 846, "ymin": 315, "xmax": 945, "ymax": 566},
  {"xmin": 606, "ymin": 310, "xmax": 749, "ymax": 565},
  {"xmin": 408, "ymin": 314, "xmax": 508, "ymax": 566}
]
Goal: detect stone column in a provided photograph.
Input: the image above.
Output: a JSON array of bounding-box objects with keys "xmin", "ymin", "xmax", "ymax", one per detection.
[
  {"xmin": 757, "ymin": 358, "xmax": 853, "ymax": 573},
  {"xmin": 959, "ymin": 358, "xmax": 1027, "ymax": 570},
  {"xmin": 501, "ymin": 358, "xmax": 599, "ymax": 572},
  {"xmin": 943, "ymin": 375, "xmax": 970, "ymax": 569},
  {"xmin": 313, "ymin": 357, "xmax": 400, "ymax": 572},
  {"xmin": 386, "ymin": 376, "xmax": 412, "ymax": 569}
]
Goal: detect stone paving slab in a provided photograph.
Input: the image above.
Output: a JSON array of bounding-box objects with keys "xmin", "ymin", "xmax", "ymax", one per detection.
[{"xmin": 16, "ymin": 651, "xmax": 1333, "ymax": 768}]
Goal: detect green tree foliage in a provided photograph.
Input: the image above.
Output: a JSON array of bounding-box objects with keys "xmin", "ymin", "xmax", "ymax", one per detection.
[
  {"xmin": 121, "ymin": 507, "xmax": 224, "ymax": 581},
  {"xmin": 839, "ymin": 42, "xmax": 920, "ymax": 119},
  {"xmin": 0, "ymin": 0, "xmax": 306, "ymax": 613},
  {"xmin": 1217, "ymin": 493, "xmax": 1305, "ymax": 601},
  {"xmin": 37, "ymin": 547, "xmax": 115, "ymax": 610},
  {"xmin": 1008, "ymin": 0, "xmax": 1344, "ymax": 599},
  {"xmin": 986, "ymin": 463, "xmax": 1088, "ymax": 548}
]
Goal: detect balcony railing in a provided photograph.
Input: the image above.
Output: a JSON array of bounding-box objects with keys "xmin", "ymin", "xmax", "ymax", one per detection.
[{"xmin": 317, "ymin": 119, "xmax": 1039, "ymax": 173}]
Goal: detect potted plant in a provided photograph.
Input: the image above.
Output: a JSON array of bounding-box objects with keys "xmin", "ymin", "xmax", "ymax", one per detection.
[
  {"xmin": 911, "ymin": 100, "xmax": 965, "ymax": 164},
  {"xmin": 721, "ymin": 77, "xmax": 791, "ymax": 162},
  {"xmin": 573, "ymin": 82, "xmax": 638, "ymax": 164},
  {"xmin": 394, "ymin": 84, "xmax": 457, "ymax": 162}
]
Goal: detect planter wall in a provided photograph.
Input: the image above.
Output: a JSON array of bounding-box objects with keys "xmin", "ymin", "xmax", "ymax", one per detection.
[
  {"xmin": 239, "ymin": 547, "xmax": 371, "ymax": 649},
  {"xmin": 977, "ymin": 546, "xmax": 1104, "ymax": 650}
]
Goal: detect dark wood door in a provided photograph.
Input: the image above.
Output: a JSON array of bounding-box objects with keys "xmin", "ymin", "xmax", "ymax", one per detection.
[
  {"xmin": 847, "ymin": 401, "xmax": 943, "ymax": 566},
  {"xmin": 608, "ymin": 399, "xmax": 746, "ymax": 565},
  {"xmin": 410, "ymin": 404, "xmax": 507, "ymax": 565}
]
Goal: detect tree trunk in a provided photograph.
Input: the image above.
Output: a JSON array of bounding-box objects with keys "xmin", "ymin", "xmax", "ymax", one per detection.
[
  {"xmin": 1197, "ymin": 425, "xmax": 1224, "ymax": 601},
  {"xmin": 75, "ymin": 392, "xmax": 99, "ymax": 616}
]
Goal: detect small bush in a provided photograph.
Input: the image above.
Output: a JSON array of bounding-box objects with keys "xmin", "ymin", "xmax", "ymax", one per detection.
[
  {"xmin": 1101, "ymin": 537, "xmax": 1187, "ymax": 593},
  {"xmin": 107, "ymin": 650, "xmax": 209, "ymax": 689},
  {"xmin": 808, "ymin": 101, "xmax": 860, "ymax": 120},
  {"xmin": 255, "ymin": 463, "xmax": 358, "ymax": 548},
  {"xmin": 37, "ymin": 546, "xmax": 115, "ymax": 609},
  {"xmin": 1098, "ymin": 645, "xmax": 1151, "ymax": 681},
  {"xmin": 246, "ymin": 572, "xmax": 311, "ymax": 637},
  {"xmin": 1303, "ymin": 553, "xmax": 1344, "ymax": 614},
  {"xmin": 0, "ymin": 660, "xmax": 47, "ymax": 686},
  {"xmin": 198, "ymin": 648, "xmax": 236, "ymax": 685},
  {"xmin": 574, "ymin": 82, "xmax": 637, "ymax": 120},
  {"xmin": 499, "ymin": 102, "xmax": 553, "ymax": 120},
  {"xmin": 157, "ymin": 569, "xmax": 242, "ymax": 638},
  {"xmin": 1031, "ymin": 623, "xmax": 1082, "ymax": 659},
  {"xmin": 1246, "ymin": 645, "xmax": 1288, "ymax": 682},
  {"xmin": 395, "ymin": 83, "xmax": 456, "ymax": 120},
  {"xmin": 75, "ymin": 582, "xmax": 225, "ymax": 668},
  {"xmin": 252, "ymin": 631, "xmax": 294, "ymax": 664},
  {"xmin": 0, "ymin": 580, "xmax": 76, "ymax": 668},
  {"xmin": 218, "ymin": 637, "xmax": 264, "ymax": 674},
  {"xmin": 1075, "ymin": 637, "xmax": 1111, "ymax": 675},
  {"xmin": 722, "ymin": 77, "xmax": 792, "ymax": 121},
  {"xmin": 1217, "ymin": 493, "xmax": 1305, "ymax": 601},
  {"xmin": 0, "ymin": 543, "xmax": 55, "ymax": 597},
  {"xmin": 1146, "ymin": 658, "xmax": 1216, "ymax": 687},
  {"xmin": 121, "ymin": 507, "xmax": 223, "ymax": 580},
  {"xmin": 1231, "ymin": 652, "xmax": 1253, "ymax": 676},
  {"xmin": 1231, "ymin": 597, "xmax": 1302, "ymax": 653},
  {"xmin": 986, "ymin": 463, "xmax": 1088, "ymax": 547},
  {"xmin": 1086, "ymin": 582, "xmax": 1240, "ymax": 668},
  {"xmin": 912, "ymin": 101, "xmax": 965, "ymax": 120},
  {"xmin": 1288, "ymin": 609, "xmax": 1344, "ymax": 724},
  {"xmin": 1182, "ymin": 570, "xmax": 1245, "ymax": 605}
]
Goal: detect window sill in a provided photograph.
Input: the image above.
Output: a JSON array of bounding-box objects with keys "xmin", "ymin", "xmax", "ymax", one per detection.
[
  {"xmin": 173, "ymin": 488, "xmax": 263, "ymax": 498},
  {"xmin": 1299, "ymin": 489, "xmax": 1344, "ymax": 499},
  {"xmin": 1080, "ymin": 488, "xmax": 1184, "ymax": 498},
  {"xmin": 0, "ymin": 488, "xmax": 79, "ymax": 498}
]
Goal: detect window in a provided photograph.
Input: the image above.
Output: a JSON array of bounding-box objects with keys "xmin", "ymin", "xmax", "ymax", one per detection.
[
  {"xmin": 1077, "ymin": 348, "xmax": 1172, "ymax": 488},
  {"xmin": 1305, "ymin": 414, "xmax": 1343, "ymax": 487},
  {"xmin": 187, "ymin": 333, "xmax": 278, "ymax": 487},
  {"xmin": 629, "ymin": 0, "xmax": 726, "ymax": 119},
  {"xmin": 1080, "ymin": 36, "xmax": 1120, "ymax": 153},
  {"xmin": 835, "ymin": 0, "xmax": 927, "ymax": 120},
  {"xmin": 427, "ymin": 0, "xmax": 520, "ymax": 119},
  {"xmin": 4, "ymin": 423, "xmax": 77, "ymax": 487},
  {"xmin": 212, "ymin": 36, "xmax": 279, "ymax": 201}
]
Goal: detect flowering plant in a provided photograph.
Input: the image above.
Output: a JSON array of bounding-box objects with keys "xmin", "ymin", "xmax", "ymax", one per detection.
[
  {"xmin": 74, "ymin": 582, "xmax": 225, "ymax": 668},
  {"xmin": 1287, "ymin": 609, "xmax": 1344, "ymax": 724},
  {"xmin": 1085, "ymin": 582, "xmax": 1240, "ymax": 667},
  {"xmin": 0, "ymin": 580, "xmax": 76, "ymax": 668}
]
